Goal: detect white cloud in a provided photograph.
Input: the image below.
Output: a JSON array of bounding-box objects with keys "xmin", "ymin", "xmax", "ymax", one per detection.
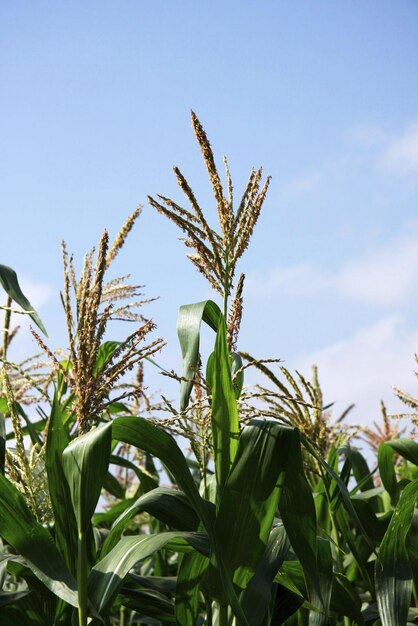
[
  {"xmin": 379, "ymin": 123, "xmax": 418, "ymax": 177},
  {"xmin": 19, "ymin": 277, "xmax": 52, "ymax": 310},
  {"xmin": 295, "ymin": 316, "xmax": 418, "ymax": 427},
  {"xmin": 338, "ymin": 233, "xmax": 418, "ymax": 305},
  {"xmin": 247, "ymin": 263, "xmax": 331, "ymax": 298},
  {"xmin": 345, "ymin": 124, "xmax": 389, "ymax": 149},
  {"xmin": 248, "ymin": 230, "xmax": 418, "ymax": 307},
  {"xmin": 279, "ymin": 171, "xmax": 322, "ymax": 200}
]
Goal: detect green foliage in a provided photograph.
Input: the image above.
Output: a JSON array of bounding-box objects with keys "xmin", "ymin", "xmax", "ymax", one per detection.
[{"xmin": 0, "ymin": 115, "xmax": 417, "ymax": 626}]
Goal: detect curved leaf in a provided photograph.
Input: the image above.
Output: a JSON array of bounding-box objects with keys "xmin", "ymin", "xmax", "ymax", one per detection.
[
  {"xmin": 177, "ymin": 300, "xmax": 221, "ymax": 411},
  {"xmin": 375, "ymin": 478, "xmax": 418, "ymax": 626},
  {"xmin": 240, "ymin": 522, "xmax": 290, "ymax": 625},
  {"xmin": 62, "ymin": 422, "xmax": 112, "ymax": 534},
  {"xmin": 111, "ymin": 417, "xmax": 213, "ymax": 536},
  {"xmin": 0, "ymin": 473, "xmax": 77, "ymax": 606},
  {"xmin": 101, "ymin": 487, "xmax": 201, "ymax": 557},
  {"xmin": 0, "ymin": 264, "xmax": 47, "ymax": 335},
  {"xmin": 45, "ymin": 392, "xmax": 77, "ymax": 574},
  {"xmin": 207, "ymin": 315, "xmax": 239, "ymax": 491},
  {"xmin": 119, "ymin": 587, "xmax": 175, "ymax": 622},
  {"xmin": 88, "ymin": 531, "xmax": 208, "ymax": 615},
  {"xmin": 214, "ymin": 420, "xmax": 297, "ymax": 589},
  {"xmin": 175, "ymin": 551, "xmax": 209, "ymax": 626}
]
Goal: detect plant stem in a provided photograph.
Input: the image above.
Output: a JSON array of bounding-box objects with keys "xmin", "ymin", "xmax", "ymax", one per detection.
[
  {"xmin": 205, "ymin": 597, "xmax": 213, "ymax": 626},
  {"xmin": 77, "ymin": 531, "xmax": 88, "ymax": 626},
  {"xmin": 219, "ymin": 604, "xmax": 229, "ymax": 626},
  {"xmin": 2, "ymin": 296, "xmax": 12, "ymax": 359}
]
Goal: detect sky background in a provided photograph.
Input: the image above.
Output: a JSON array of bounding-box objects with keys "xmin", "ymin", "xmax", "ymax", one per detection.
[{"xmin": 1, "ymin": 1, "xmax": 418, "ymax": 447}]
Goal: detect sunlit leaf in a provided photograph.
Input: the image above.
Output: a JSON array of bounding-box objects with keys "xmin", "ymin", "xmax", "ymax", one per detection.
[
  {"xmin": 0, "ymin": 264, "xmax": 47, "ymax": 335},
  {"xmin": 375, "ymin": 479, "xmax": 418, "ymax": 626}
]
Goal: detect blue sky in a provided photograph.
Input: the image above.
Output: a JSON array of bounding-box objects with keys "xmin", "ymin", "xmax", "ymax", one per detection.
[{"xmin": 1, "ymin": 1, "xmax": 418, "ymax": 436}]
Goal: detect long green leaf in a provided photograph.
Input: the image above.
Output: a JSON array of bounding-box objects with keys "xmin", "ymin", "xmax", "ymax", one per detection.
[
  {"xmin": 386, "ymin": 438, "xmax": 418, "ymax": 466},
  {"xmin": 45, "ymin": 392, "xmax": 77, "ymax": 574},
  {"xmin": 0, "ymin": 264, "xmax": 47, "ymax": 335},
  {"xmin": 208, "ymin": 315, "xmax": 239, "ymax": 491},
  {"xmin": 330, "ymin": 574, "xmax": 365, "ymax": 625},
  {"xmin": 378, "ymin": 443, "xmax": 399, "ymax": 504},
  {"xmin": 279, "ymin": 430, "xmax": 320, "ymax": 609},
  {"xmin": 119, "ymin": 587, "xmax": 176, "ymax": 622},
  {"xmin": 240, "ymin": 522, "xmax": 290, "ymax": 625},
  {"xmin": 177, "ymin": 300, "xmax": 221, "ymax": 411},
  {"xmin": 101, "ymin": 487, "xmax": 201, "ymax": 557},
  {"xmin": 0, "ymin": 473, "xmax": 78, "ymax": 606},
  {"xmin": 214, "ymin": 420, "xmax": 295, "ymax": 589},
  {"xmin": 175, "ymin": 551, "xmax": 209, "ymax": 626},
  {"xmin": 62, "ymin": 422, "xmax": 112, "ymax": 534},
  {"xmin": 111, "ymin": 417, "xmax": 213, "ymax": 535},
  {"xmin": 88, "ymin": 531, "xmax": 208, "ymax": 615},
  {"xmin": 0, "ymin": 409, "xmax": 5, "ymax": 475},
  {"xmin": 375, "ymin": 478, "xmax": 418, "ymax": 626},
  {"xmin": 309, "ymin": 538, "xmax": 332, "ymax": 626},
  {"xmin": 111, "ymin": 416, "xmax": 249, "ymax": 625}
]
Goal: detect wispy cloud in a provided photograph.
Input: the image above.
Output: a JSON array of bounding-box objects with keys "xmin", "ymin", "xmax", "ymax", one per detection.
[
  {"xmin": 295, "ymin": 316, "xmax": 418, "ymax": 426},
  {"xmin": 19, "ymin": 278, "xmax": 52, "ymax": 310},
  {"xmin": 378, "ymin": 123, "xmax": 418, "ymax": 177},
  {"xmin": 248, "ymin": 230, "xmax": 418, "ymax": 307}
]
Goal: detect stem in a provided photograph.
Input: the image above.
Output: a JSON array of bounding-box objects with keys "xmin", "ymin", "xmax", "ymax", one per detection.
[
  {"xmin": 219, "ymin": 604, "xmax": 229, "ymax": 626},
  {"xmin": 2, "ymin": 296, "xmax": 12, "ymax": 359},
  {"xmin": 205, "ymin": 597, "xmax": 213, "ymax": 626},
  {"xmin": 223, "ymin": 246, "xmax": 230, "ymax": 320},
  {"xmin": 77, "ymin": 531, "xmax": 88, "ymax": 626}
]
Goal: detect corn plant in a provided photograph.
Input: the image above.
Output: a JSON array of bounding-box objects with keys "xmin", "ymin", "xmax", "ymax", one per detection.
[{"xmin": 0, "ymin": 114, "xmax": 416, "ymax": 626}]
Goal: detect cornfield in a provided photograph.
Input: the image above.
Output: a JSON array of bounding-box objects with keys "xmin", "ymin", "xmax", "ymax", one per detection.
[{"xmin": 0, "ymin": 113, "xmax": 417, "ymax": 626}]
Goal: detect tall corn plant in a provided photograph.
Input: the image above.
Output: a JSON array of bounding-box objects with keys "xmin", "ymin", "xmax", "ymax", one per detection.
[{"xmin": 0, "ymin": 115, "xmax": 417, "ymax": 626}]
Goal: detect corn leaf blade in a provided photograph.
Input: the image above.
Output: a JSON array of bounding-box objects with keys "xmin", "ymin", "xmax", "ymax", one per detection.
[
  {"xmin": 0, "ymin": 473, "xmax": 78, "ymax": 606},
  {"xmin": 375, "ymin": 478, "xmax": 418, "ymax": 626},
  {"xmin": 62, "ymin": 422, "xmax": 112, "ymax": 534},
  {"xmin": 177, "ymin": 300, "xmax": 221, "ymax": 411},
  {"xmin": 0, "ymin": 263, "xmax": 47, "ymax": 335}
]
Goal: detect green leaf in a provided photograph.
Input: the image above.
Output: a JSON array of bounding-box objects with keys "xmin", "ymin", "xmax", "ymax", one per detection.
[
  {"xmin": 0, "ymin": 409, "xmax": 5, "ymax": 475},
  {"xmin": 375, "ymin": 478, "xmax": 418, "ymax": 626},
  {"xmin": 45, "ymin": 392, "xmax": 77, "ymax": 574},
  {"xmin": 240, "ymin": 522, "xmax": 290, "ymax": 626},
  {"xmin": 0, "ymin": 589, "xmax": 31, "ymax": 607},
  {"xmin": 0, "ymin": 473, "xmax": 78, "ymax": 606},
  {"xmin": 93, "ymin": 341, "xmax": 120, "ymax": 376},
  {"xmin": 330, "ymin": 574, "xmax": 365, "ymax": 625},
  {"xmin": 231, "ymin": 351, "xmax": 244, "ymax": 399},
  {"xmin": 103, "ymin": 471, "xmax": 125, "ymax": 500},
  {"xmin": 309, "ymin": 538, "xmax": 332, "ymax": 626},
  {"xmin": 175, "ymin": 551, "xmax": 209, "ymax": 626},
  {"xmin": 279, "ymin": 431, "xmax": 320, "ymax": 609},
  {"xmin": 0, "ymin": 264, "xmax": 47, "ymax": 335},
  {"xmin": 62, "ymin": 422, "xmax": 112, "ymax": 534},
  {"xmin": 88, "ymin": 531, "xmax": 208, "ymax": 615},
  {"xmin": 214, "ymin": 420, "xmax": 296, "ymax": 589},
  {"xmin": 111, "ymin": 417, "xmax": 213, "ymax": 536},
  {"xmin": 119, "ymin": 587, "xmax": 176, "ymax": 622},
  {"xmin": 110, "ymin": 453, "xmax": 159, "ymax": 493},
  {"xmin": 386, "ymin": 438, "xmax": 418, "ymax": 466},
  {"xmin": 101, "ymin": 487, "xmax": 202, "ymax": 557},
  {"xmin": 208, "ymin": 315, "xmax": 239, "ymax": 491},
  {"xmin": 128, "ymin": 574, "xmax": 177, "ymax": 594},
  {"xmin": 378, "ymin": 443, "xmax": 399, "ymax": 504},
  {"xmin": 304, "ymin": 435, "xmax": 376, "ymax": 556},
  {"xmin": 111, "ymin": 417, "xmax": 248, "ymax": 626},
  {"xmin": 177, "ymin": 300, "xmax": 221, "ymax": 411}
]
